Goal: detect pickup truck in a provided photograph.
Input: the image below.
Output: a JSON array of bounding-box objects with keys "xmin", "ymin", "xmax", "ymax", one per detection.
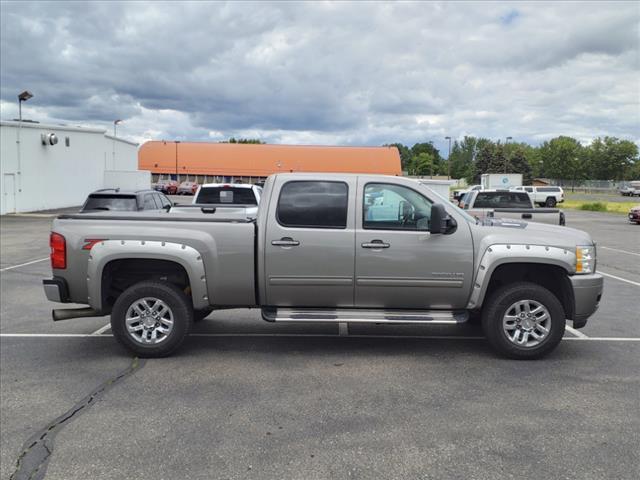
[
  {"xmin": 462, "ymin": 190, "xmax": 566, "ymax": 226},
  {"xmin": 510, "ymin": 186, "xmax": 564, "ymax": 207},
  {"xmin": 43, "ymin": 173, "xmax": 603, "ymax": 359}
]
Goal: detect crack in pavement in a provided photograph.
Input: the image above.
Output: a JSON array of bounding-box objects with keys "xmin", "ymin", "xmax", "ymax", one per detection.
[{"xmin": 10, "ymin": 357, "xmax": 146, "ymax": 480}]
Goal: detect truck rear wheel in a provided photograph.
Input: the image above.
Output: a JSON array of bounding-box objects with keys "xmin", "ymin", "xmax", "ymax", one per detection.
[
  {"xmin": 545, "ymin": 197, "xmax": 557, "ymax": 207},
  {"xmin": 110, "ymin": 281, "xmax": 193, "ymax": 357},
  {"xmin": 482, "ymin": 282, "xmax": 565, "ymax": 359}
]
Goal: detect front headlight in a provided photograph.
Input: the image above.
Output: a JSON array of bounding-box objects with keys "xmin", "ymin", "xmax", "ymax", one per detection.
[{"xmin": 576, "ymin": 245, "xmax": 596, "ymax": 274}]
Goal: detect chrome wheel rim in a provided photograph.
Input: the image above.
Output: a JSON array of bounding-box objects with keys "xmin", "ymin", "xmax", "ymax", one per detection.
[
  {"xmin": 502, "ymin": 299, "xmax": 551, "ymax": 348},
  {"xmin": 125, "ymin": 297, "xmax": 174, "ymax": 345}
]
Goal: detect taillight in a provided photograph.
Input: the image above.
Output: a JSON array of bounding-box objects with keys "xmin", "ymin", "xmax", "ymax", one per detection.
[{"xmin": 50, "ymin": 232, "xmax": 66, "ymax": 269}]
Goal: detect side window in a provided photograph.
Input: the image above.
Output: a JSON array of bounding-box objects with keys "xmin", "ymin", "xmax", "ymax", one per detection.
[
  {"xmin": 525, "ymin": 187, "xmax": 533, "ymax": 192},
  {"xmin": 277, "ymin": 181, "xmax": 348, "ymax": 229},
  {"xmin": 157, "ymin": 194, "xmax": 172, "ymax": 208},
  {"xmin": 363, "ymin": 183, "xmax": 432, "ymax": 231},
  {"xmin": 143, "ymin": 194, "xmax": 157, "ymax": 210}
]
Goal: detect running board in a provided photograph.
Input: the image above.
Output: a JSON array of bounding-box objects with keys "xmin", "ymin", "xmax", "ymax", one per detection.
[{"xmin": 261, "ymin": 308, "xmax": 468, "ymax": 324}]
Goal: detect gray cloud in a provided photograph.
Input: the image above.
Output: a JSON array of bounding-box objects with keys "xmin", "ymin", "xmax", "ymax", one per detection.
[{"xmin": 1, "ymin": 0, "xmax": 638, "ymax": 153}]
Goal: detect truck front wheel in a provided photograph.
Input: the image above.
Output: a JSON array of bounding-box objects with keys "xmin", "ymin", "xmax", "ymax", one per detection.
[
  {"xmin": 482, "ymin": 282, "xmax": 565, "ymax": 359},
  {"xmin": 110, "ymin": 281, "xmax": 194, "ymax": 357}
]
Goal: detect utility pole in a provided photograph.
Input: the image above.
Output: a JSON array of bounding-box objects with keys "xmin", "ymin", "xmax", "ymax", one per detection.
[
  {"xmin": 445, "ymin": 136, "xmax": 452, "ymax": 180},
  {"xmin": 504, "ymin": 136, "xmax": 512, "ymax": 173},
  {"xmin": 175, "ymin": 141, "xmax": 180, "ymax": 181},
  {"xmin": 16, "ymin": 91, "xmax": 33, "ymax": 210},
  {"xmin": 112, "ymin": 120, "xmax": 122, "ymax": 169}
]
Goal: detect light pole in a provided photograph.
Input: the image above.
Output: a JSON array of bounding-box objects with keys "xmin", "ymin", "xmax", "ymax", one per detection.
[
  {"xmin": 112, "ymin": 120, "xmax": 122, "ymax": 169},
  {"xmin": 175, "ymin": 141, "xmax": 180, "ymax": 181},
  {"xmin": 16, "ymin": 91, "xmax": 33, "ymax": 204},
  {"xmin": 504, "ymin": 136, "xmax": 512, "ymax": 173},
  {"xmin": 445, "ymin": 136, "xmax": 452, "ymax": 180}
]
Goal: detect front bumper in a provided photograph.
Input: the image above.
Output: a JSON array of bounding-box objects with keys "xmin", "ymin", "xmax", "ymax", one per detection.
[
  {"xmin": 43, "ymin": 277, "xmax": 70, "ymax": 303},
  {"xmin": 569, "ymin": 273, "xmax": 604, "ymax": 328}
]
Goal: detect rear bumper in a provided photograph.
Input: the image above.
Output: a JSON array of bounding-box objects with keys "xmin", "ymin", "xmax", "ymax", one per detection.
[
  {"xmin": 43, "ymin": 277, "xmax": 70, "ymax": 303},
  {"xmin": 569, "ymin": 273, "xmax": 604, "ymax": 328}
]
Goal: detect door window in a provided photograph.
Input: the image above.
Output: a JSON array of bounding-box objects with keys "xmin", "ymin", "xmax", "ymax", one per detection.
[
  {"xmin": 157, "ymin": 193, "xmax": 172, "ymax": 208},
  {"xmin": 363, "ymin": 183, "xmax": 432, "ymax": 230},
  {"xmin": 143, "ymin": 194, "xmax": 158, "ymax": 210},
  {"xmin": 277, "ymin": 181, "xmax": 348, "ymax": 229}
]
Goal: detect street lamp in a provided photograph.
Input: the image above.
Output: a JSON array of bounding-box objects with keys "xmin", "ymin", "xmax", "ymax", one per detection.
[
  {"xmin": 504, "ymin": 136, "xmax": 513, "ymax": 173},
  {"xmin": 18, "ymin": 90, "xmax": 33, "ymax": 122},
  {"xmin": 16, "ymin": 91, "xmax": 33, "ymax": 203},
  {"xmin": 445, "ymin": 136, "xmax": 452, "ymax": 180},
  {"xmin": 112, "ymin": 120, "xmax": 122, "ymax": 169}
]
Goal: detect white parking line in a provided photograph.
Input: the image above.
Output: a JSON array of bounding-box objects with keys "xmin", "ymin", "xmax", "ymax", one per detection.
[
  {"xmin": 600, "ymin": 246, "xmax": 640, "ymax": 257},
  {"xmin": 1, "ymin": 333, "xmax": 639, "ymax": 341},
  {"xmin": 566, "ymin": 325, "xmax": 589, "ymax": 338},
  {"xmin": 600, "ymin": 271, "xmax": 640, "ymax": 287},
  {"xmin": 90, "ymin": 323, "xmax": 112, "ymax": 335},
  {"xmin": 0, "ymin": 257, "xmax": 49, "ymax": 272}
]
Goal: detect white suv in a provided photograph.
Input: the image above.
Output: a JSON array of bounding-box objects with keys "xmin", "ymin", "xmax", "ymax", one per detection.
[{"xmin": 511, "ymin": 186, "xmax": 564, "ymax": 207}]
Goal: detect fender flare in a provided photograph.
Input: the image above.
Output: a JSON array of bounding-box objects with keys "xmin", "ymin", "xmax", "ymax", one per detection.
[
  {"xmin": 467, "ymin": 244, "xmax": 575, "ymax": 309},
  {"xmin": 86, "ymin": 240, "xmax": 210, "ymax": 312}
]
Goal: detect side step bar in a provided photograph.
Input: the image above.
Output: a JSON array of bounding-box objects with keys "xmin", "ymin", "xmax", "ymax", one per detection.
[{"xmin": 262, "ymin": 308, "xmax": 468, "ymax": 324}]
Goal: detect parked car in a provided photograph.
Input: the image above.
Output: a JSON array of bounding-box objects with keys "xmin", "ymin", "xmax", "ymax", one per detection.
[
  {"xmin": 43, "ymin": 173, "xmax": 603, "ymax": 360},
  {"xmin": 510, "ymin": 186, "xmax": 564, "ymax": 207},
  {"xmin": 629, "ymin": 205, "xmax": 640, "ymax": 224},
  {"xmin": 453, "ymin": 184, "xmax": 482, "ymax": 200},
  {"xmin": 80, "ymin": 189, "xmax": 173, "ymax": 213},
  {"xmin": 177, "ymin": 181, "xmax": 199, "ymax": 195},
  {"xmin": 461, "ymin": 189, "xmax": 565, "ymax": 225},
  {"xmin": 619, "ymin": 185, "xmax": 640, "ymax": 197},
  {"xmin": 154, "ymin": 180, "xmax": 178, "ymax": 195},
  {"xmin": 191, "ymin": 182, "xmax": 263, "ymax": 218}
]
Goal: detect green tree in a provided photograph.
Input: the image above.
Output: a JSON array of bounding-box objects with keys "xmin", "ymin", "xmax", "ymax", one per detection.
[
  {"xmin": 408, "ymin": 152, "xmax": 436, "ymax": 176},
  {"xmin": 587, "ymin": 137, "xmax": 638, "ymax": 180},
  {"xmin": 411, "ymin": 142, "xmax": 443, "ymax": 175},
  {"xmin": 538, "ymin": 136, "xmax": 585, "ymax": 187},
  {"xmin": 224, "ymin": 138, "xmax": 265, "ymax": 144}
]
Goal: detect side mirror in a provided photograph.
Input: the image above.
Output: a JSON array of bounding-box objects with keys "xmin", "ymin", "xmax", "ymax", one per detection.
[{"xmin": 430, "ymin": 203, "xmax": 457, "ymax": 234}]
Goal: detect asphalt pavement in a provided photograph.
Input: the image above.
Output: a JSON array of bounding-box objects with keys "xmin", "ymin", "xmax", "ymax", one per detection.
[{"xmin": 1, "ymin": 209, "xmax": 638, "ymax": 480}]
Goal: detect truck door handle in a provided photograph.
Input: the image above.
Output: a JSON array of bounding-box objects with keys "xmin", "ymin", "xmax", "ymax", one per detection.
[
  {"xmin": 522, "ymin": 213, "xmax": 532, "ymax": 219},
  {"xmin": 272, "ymin": 237, "xmax": 300, "ymax": 247},
  {"xmin": 361, "ymin": 240, "xmax": 390, "ymax": 249}
]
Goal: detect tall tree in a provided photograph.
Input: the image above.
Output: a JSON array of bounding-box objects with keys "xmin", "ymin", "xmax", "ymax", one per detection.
[
  {"xmin": 587, "ymin": 137, "xmax": 638, "ymax": 180},
  {"xmin": 538, "ymin": 136, "xmax": 584, "ymax": 186},
  {"xmin": 407, "ymin": 152, "xmax": 436, "ymax": 176},
  {"xmin": 411, "ymin": 142, "xmax": 443, "ymax": 175}
]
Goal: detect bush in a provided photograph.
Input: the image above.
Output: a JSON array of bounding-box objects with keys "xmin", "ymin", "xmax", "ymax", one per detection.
[{"xmin": 579, "ymin": 202, "xmax": 608, "ymax": 212}]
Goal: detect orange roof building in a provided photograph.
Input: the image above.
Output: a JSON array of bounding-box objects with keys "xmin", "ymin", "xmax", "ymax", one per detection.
[{"xmin": 138, "ymin": 141, "xmax": 402, "ymax": 181}]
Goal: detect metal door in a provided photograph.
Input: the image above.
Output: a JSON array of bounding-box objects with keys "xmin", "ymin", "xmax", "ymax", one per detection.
[
  {"xmin": 355, "ymin": 177, "xmax": 474, "ymax": 309},
  {"xmin": 264, "ymin": 177, "xmax": 357, "ymax": 307}
]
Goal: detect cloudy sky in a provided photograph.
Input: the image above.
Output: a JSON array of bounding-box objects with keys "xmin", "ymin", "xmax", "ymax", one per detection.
[{"xmin": 1, "ymin": 1, "xmax": 638, "ymax": 153}]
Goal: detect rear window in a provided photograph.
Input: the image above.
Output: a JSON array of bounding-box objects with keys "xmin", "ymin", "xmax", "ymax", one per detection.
[
  {"xmin": 473, "ymin": 192, "xmax": 531, "ymax": 209},
  {"xmin": 196, "ymin": 187, "xmax": 258, "ymax": 205},
  {"xmin": 537, "ymin": 187, "xmax": 561, "ymax": 192},
  {"xmin": 82, "ymin": 195, "xmax": 137, "ymax": 212},
  {"xmin": 277, "ymin": 181, "xmax": 348, "ymax": 229}
]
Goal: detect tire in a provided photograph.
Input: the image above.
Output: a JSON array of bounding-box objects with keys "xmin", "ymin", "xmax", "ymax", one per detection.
[
  {"xmin": 545, "ymin": 197, "xmax": 557, "ymax": 207},
  {"xmin": 110, "ymin": 281, "xmax": 193, "ymax": 357},
  {"xmin": 481, "ymin": 282, "xmax": 565, "ymax": 359},
  {"xmin": 194, "ymin": 308, "xmax": 213, "ymax": 322}
]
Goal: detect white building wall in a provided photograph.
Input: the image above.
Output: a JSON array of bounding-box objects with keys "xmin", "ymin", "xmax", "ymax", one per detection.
[{"xmin": 1, "ymin": 121, "xmax": 144, "ymax": 214}]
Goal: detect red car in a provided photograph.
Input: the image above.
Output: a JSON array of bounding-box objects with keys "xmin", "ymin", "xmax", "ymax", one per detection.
[
  {"xmin": 629, "ymin": 205, "xmax": 640, "ymax": 224},
  {"xmin": 154, "ymin": 180, "xmax": 178, "ymax": 195}
]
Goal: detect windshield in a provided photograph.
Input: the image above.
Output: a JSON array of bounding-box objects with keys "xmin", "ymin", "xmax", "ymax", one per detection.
[
  {"xmin": 82, "ymin": 195, "xmax": 137, "ymax": 212},
  {"xmin": 195, "ymin": 186, "xmax": 258, "ymax": 205}
]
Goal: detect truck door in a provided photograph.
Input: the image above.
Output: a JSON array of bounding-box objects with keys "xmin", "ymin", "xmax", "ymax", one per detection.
[
  {"xmin": 355, "ymin": 177, "xmax": 474, "ymax": 309},
  {"xmin": 264, "ymin": 177, "xmax": 356, "ymax": 307}
]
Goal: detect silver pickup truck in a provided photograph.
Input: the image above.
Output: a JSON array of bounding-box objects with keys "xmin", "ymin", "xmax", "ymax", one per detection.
[
  {"xmin": 43, "ymin": 173, "xmax": 603, "ymax": 359},
  {"xmin": 462, "ymin": 189, "xmax": 566, "ymax": 226}
]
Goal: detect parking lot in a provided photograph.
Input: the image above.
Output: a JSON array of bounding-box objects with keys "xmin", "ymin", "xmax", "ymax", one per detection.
[{"xmin": 1, "ymin": 210, "xmax": 638, "ymax": 480}]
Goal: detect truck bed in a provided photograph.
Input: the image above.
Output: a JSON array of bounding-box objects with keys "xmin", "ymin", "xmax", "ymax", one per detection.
[{"xmin": 52, "ymin": 212, "xmax": 257, "ymax": 308}]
